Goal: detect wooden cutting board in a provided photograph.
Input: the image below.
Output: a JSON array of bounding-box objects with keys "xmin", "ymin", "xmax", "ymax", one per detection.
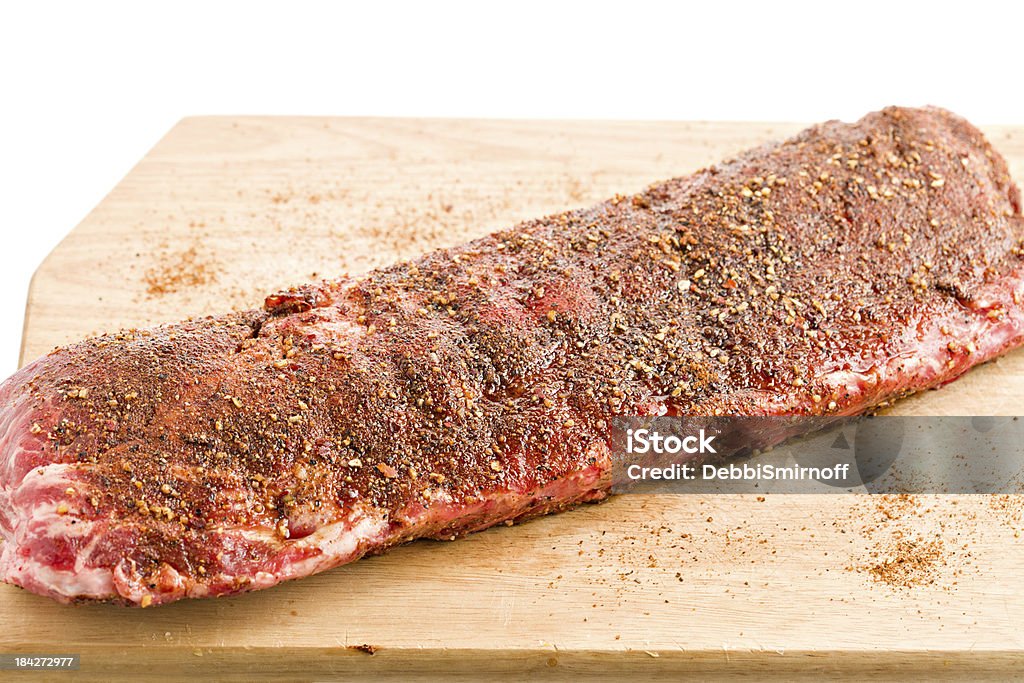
[{"xmin": 6, "ymin": 117, "xmax": 1024, "ymax": 680}]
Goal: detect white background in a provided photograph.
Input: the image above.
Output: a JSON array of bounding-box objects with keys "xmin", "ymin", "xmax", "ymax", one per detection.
[{"xmin": 1, "ymin": 0, "xmax": 1021, "ymax": 375}]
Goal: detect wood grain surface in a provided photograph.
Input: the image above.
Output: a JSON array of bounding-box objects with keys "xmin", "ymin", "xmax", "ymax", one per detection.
[{"xmin": 7, "ymin": 117, "xmax": 1024, "ymax": 680}]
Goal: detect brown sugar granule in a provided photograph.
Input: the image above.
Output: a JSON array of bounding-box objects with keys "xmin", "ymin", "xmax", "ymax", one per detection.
[{"xmin": 143, "ymin": 246, "xmax": 218, "ymax": 297}]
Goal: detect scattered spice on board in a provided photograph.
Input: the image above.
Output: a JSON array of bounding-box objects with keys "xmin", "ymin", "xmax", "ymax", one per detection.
[
  {"xmin": 863, "ymin": 537, "xmax": 945, "ymax": 588},
  {"xmin": 348, "ymin": 644, "xmax": 378, "ymax": 655},
  {"xmin": 144, "ymin": 246, "xmax": 219, "ymax": 297}
]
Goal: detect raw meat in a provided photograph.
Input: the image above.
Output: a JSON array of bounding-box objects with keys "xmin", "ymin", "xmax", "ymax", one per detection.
[{"xmin": 1, "ymin": 106, "xmax": 1022, "ymax": 605}]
